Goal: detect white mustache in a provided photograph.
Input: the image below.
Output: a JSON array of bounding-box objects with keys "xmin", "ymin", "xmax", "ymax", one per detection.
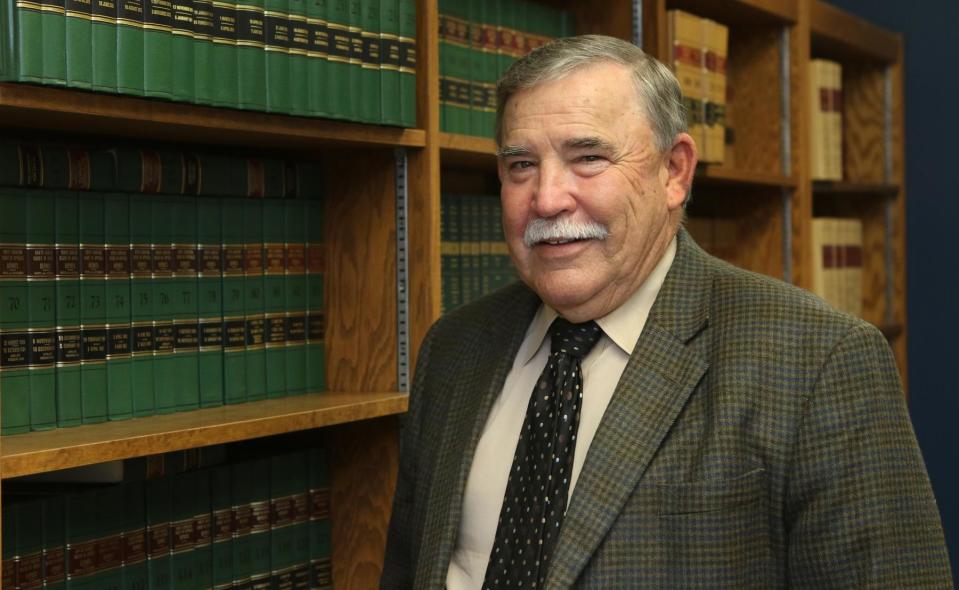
[{"xmin": 523, "ymin": 217, "xmax": 610, "ymax": 248}]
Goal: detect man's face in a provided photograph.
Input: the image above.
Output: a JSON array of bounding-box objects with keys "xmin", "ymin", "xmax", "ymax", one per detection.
[{"xmin": 498, "ymin": 61, "xmax": 695, "ymax": 321}]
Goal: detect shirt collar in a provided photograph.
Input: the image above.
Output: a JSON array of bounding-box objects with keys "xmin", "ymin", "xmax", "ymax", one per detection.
[{"xmin": 517, "ymin": 236, "xmax": 678, "ymax": 365}]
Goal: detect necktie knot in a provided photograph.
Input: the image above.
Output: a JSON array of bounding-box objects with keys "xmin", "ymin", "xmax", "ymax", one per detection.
[{"xmin": 550, "ymin": 318, "xmax": 602, "ymax": 359}]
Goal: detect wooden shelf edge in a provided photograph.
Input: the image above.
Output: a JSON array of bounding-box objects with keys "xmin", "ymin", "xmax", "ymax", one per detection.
[
  {"xmin": 0, "ymin": 83, "xmax": 426, "ymax": 149},
  {"xmin": 1, "ymin": 391, "xmax": 410, "ymax": 479},
  {"xmin": 670, "ymin": 0, "xmax": 797, "ymax": 25},
  {"xmin": 810, "ymin": 0, "xmax": 900, "ymax": 63},
  {"xmin": 812, "ymin": 180, "xmax": 900, "ymax": 197},
  {"xmin": 696, "ymin": 165, "xmax": 797, "ymax": 188}
]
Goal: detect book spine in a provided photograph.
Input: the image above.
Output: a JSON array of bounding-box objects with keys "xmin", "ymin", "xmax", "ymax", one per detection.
[
  {"xmin": 327, "ymin": 0, "xmax": 353, "ymax": 120},
  {"xmin": 0, "ymin": 188, "xmax": 31, "ymax": 434},
  {"xmin": 54, "ymin": 189, "xmax": 83, "ymax": 427},
  {"xmin": 347, "ymin": 0, "xmax": 364, "ymax": 121},
  {"xmin": 193, "ymin": 0, "xmax": 215, "ymax": 103},
  {"xmin": 211, "ymin": 0, "xmax": 238, "ymax": 107},
  {"xmin": 79, "ymin": 191, "xmax": 108, "ymax": 424},
  {"xmin": 122, "ymin": 480, "xmax": 149, "ymax": 590},
  {"xmin": 173, "ymin": 194, "xmax": 200, "ymax": 412},
  {"xmin": 104, "ymin": 192, "xmax": 134, "ymax": 421},
  {"xmin": 237, "ymin": 0, "xmax": 267, "ymax": 110},
  {"xmin": 130, "ymin": 190, "xmax": 156, "ymax": 418},
  {"xmin": 263, "ymin": 188, "xmax": 288, "ymax": 399},
  {"xmin": 358, "ymin": 0, "xmax": 381, "ymax": 123},
  {"xmin": 244, "ymin": 192, "xmax": 267, "ymax": 402},
  {"xmin": 43, "ymin": 495, "xmax": 67, "ymax": 590},
  {"xmin": 211, "ymin": 464, "xmax": 235, "ymax": 589},
  {"xmin": 249, "ymin": 458, "xmax": 273, "ymax": 589},
  {"xmin": 153, "ymin": 194, "xmax": 177, "ymax": 414},
  {"xmin": 397, "ymin": 0, "xmax": 415, "ymax": 127},
  {"xmin": 233, "ymin": 460, "xmax": 255, "ymax": 587},
  {"xmin": 198, "ymin": 195, "xmax": 225, "ymax": 407},
  {"xmin": 379, "ymin": 0, "xmax": 400, "ymax": 125},
  {"xmin": 92, "ymin": 0, "xmax": 118, "ymax": 91},
  {"xmin": 172, "ymin": 0, "xmax": 196, "ymax": 102},
  {"xmin": 308, "ymin": 448, "xmax": 332, "ymax": 589},
  {"xmin": 95, "ymin": 483, "xmax": 127, "ymax": 589},
  {"xmin": 288, "ymin": 0, "xmax": 311, "ymax": 115},
  {"xmin": 146, "ymin": 474, "xmax": 173, "ymax": 590},
  {"xmin": 26, "ymin": 190, "xmax": 58, "ymax": 431},
  {"xmin": 143, "ymin": 0, "xmax": 175, "ymax": 98},
  {"xmin": 42, "ymin": 0, "xmax": 68, "ymax": 85},
  {"xmin": 265, "ymin": 0, "xmax": 292, "ymax": 114},
  {"xmin": 306, "ymin": 0, "xmax": 331, "ymax": 117},
  {"xmin": 221, "ymin": 195, "xmax": 247, "ymax": 405},
  {"xmin": 194, "ymin": 469, "xmax": 214, "ymax": 590},
  {"xmin": 170, "ymin": 470, "xmax": 199, "ymax": 590},
  {"xmin": 65, "ymin": 0, "xmax": 93, "ymax": 88},
  {"xmin": 305, "ymin": 196, "xmax": 325, "ymax": 393},
  {"xmin": 269, "ymin": 452, "xmax": 309, "ymax": 588},
  {"xmin": 117, "ymin": 0, "xmax": 146, "ymax": 95},
  {"xmin": 285, "ymin": 195, "xmax": 308, "ymax": 396}
]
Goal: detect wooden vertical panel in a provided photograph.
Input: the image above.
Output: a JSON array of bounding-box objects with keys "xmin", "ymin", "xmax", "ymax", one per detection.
[
  {"xmin": 890, "ymin": 44, "xmax": 908, "ymax": 388},
  {"xmin": 330, "ymin": 417, "xmax": 400, "ymax": 589},
  {"xmin": 843, "ymin": 63, "xmax": 885, "ymax": 183},
  {"xmin": 564, "ymin": 0, "xmax": 634, "ymax": 40},
  {"xmin": 325, "ymin": 150, "xmax": 398, "ymax": 393},
  {"xmin": 793, "ymin": 0, "xmax": 814, "ymax": 291},
  {"xmin": 643, "ymin": 0, "xmax": 668, "ymax": 57}
]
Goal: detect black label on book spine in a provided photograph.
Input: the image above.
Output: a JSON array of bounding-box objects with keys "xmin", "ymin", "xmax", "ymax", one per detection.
[
  {"xmin": 246, "ymin": 317, "xmax": 265, "ymax": 346},
  {"xmin": 1, "ymin": 246, "xmax": 27, "ymax": 278},
  {"xmin": 381, "ymin": 37, "xmax": 401, "ymax": 69},
  {"xmin": 81, "ymin": 328, "xmax": 107, "ymax": 361},
  {"xmin": 28, "ymin": 330, "xmax": 56, "ymax": 367},
  {"xmin": 224, "ymin": 319, "xmax": 246, "ymax": 350},
  {"xmin": 143, "ymin": 0, "xmax": 174, "ymax": 28},
  {"xmin": 1, "ymin": 332, "xmax": 29, "ymax": 368},
  {"xmin": 329, "ymin": 26, "xmax": 351, "ymax": 60},
  {"xmin": 236, "ymin": 4, "xmax": 265, "ymax": 45},
  {"xmin": 361, "ymin": 33, "xmax": 379, "ymax": 67},
  {"xmin": 56, "ymin": 328, "xmax": 82, "ymax": 364},
  {"xmin": 155, "ymin": 323, "xmax": 175, "ymax": 352},
  {"xmin": 92, "ymin": 0, "xmax": 117, "ymax": 21},
  {"xmin": 107, "ymin": 246, "xmax": 131, "ymax": 277},
  {"xmin": 398, "ymin": 38, "xmax": 415, "ymax": 71},
  {"xmin": 108, "ymin": 326, "xmax": 131, "ymax": 356},
  {"xmin": 56, "ymin": 246, "xmax": 80, "ymax": 277},
  {"xmin": 133, "ymin": 325, "xmax": 155, "ymax": 354},
  {"xmin": 308, "ymin": 21, "xmax": 330, "ymax": 56},
  {"xmin": 172, "ymin": 0, "xmax": 194, "ymax": 35},
  {"xmin": 118, "ymin": 0, "xmax": 144, "ymax": 26},
  {"xmin": 265, "ymin": 12, "xmax": 291, "ymax": 50},
  {"xmin": 349, "ymin": 29, "xmax": 363, "ymax": 63},
  {"xmin": 80, "ymin": 246, "xmax": 106, "ymax": 277},
  {"xmin": 44, "ymin": 546, "xmax": 66, "ymax": 584},
  {"xmin": 290, "ymin": 18, "xmax": 310, "ymax": 54},
  {"xmin": 287, "ymin": 314, "xmax": 306, "ymax": 343},
  {"xmin": 307, "ymin": 312, "xmax": 324, "ymax": 341},
  {"xmin": 19, "ymin": 551, "xmax": 42, "ymax": 590},
  {"xmin": 212, "ymin": 1, "xmax": 236, "ymax": 41},
  {"xmin": 124, "ymin": 530, "xmax": 148, "ymax": 565},
  {"xmin": 194, "ymin": 0, "xmax": 214, "ymax": 37},
  {"xmin": 265, "ymin": 316, "xmax": 286, "ymax": 345},
  {"xmin": 174, "ymin": 323, "xmax": 199, "ymax": 349},
  {"xmin": 27, "ymin": 246, "xmax": 55, "ymax": 278},
  {"xmin": 65, "ymin": 0, "xmax": 93, "ymax": 16},
  {"xmin": 200, "ymin": 321, "xmax": 223, "ymax": 348}
]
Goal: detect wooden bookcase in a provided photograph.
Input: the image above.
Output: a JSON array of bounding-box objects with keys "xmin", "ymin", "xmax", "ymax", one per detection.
[{"xmin": 0, "ymin": 0, "xmax": 906, "ymax": 586}]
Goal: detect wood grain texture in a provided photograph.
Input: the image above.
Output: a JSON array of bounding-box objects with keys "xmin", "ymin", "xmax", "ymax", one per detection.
[
  {"xmin": 563, "ymin": 0, "xmax": 633, "ymax": 40},
  {"xmin": 696, "ymin": 165, "xmax": 796, "ymax": 188},
  {"xmin": 890, "ymin": 48, "xmax": 908, "ymax": 390},
  {"xmin": 0, "ymin": 83, "xmax": 426, "ymax": 150},
  {"xmin": 843, "ymin": 63, "xmax": 885, "ymax": 183},
  {"xmin": 809, "ymin": 0, "xmax": 898, "ymax": 63},
  {"xmin": 669, "ymin": 0, "xmax": 796, "ymax": 25},
  {"xmin": 792, "ymin": 15, "xmax": 813, "ymax": 292},
  {"xmin": 330, "ymin": 417, "xmax": 400, "ymax": 590},
  {"xmin": 1, "ymin": 392, "xmax": 408, "ymax": 478},
  {"xmin": 326, "ymin": 151, "xmax": 399, "ymax": 392}
]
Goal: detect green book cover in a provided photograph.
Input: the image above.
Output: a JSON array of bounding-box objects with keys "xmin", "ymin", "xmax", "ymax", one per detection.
[
  {"xmin": 305, "ymin": 196, "xmax": 324, "ymax": 393},
  {"xmin": 379, "ymin": 0, "xmax": 401, "ymax": 125},
  {"xmin": 64, "ymin": 487, "xmax": 98, "ymax": 588},
  {"xmin": 121, "ymin": 479, "xmax": 148, "ymax": 590},
  {"xmin": 194, "ymin": 0, "xmax": 216, "ymax": 104},
  {"xmin": 144, "ymin": 0, "xmax": 175, "ymax": 99},
  {"xmin": 265, "ymin": 0, "xmax": 292, "ymax": 114},
  {"xmin": 91, "ymin": 0, "xmax": 118, "ymax": 91},
  {"xmin": 397, "ymin": 0, "xmax": 415, "ymax": 127},
  {"xmin": 65, "ymin": 0, "xmax": 93, "ymax": 88},
  {"xmin": 288, "ymin": 0, "xmax": 311, "ymax": 115},
  {"xmin": 244, "ymin": 195, "xmax": 267, "ymax": 402},
  {"xmin": 16, "ymin": 498, "xmax": 45, "ymax": 590},
  {"xmin": 152, "ymin": 195, "xmax": 177, "ymax": 415},
  {"xmin": 194, "ymin": 468, "xmax": 214, "ymax": 590},
  {"xmin": 197, "ymin": 196, "xmax": 224, "ymax": 408},
  {"xmin": 171, "ymin": 470, "xmax": 199, "ymax": 590},
  {"xmin": 44, "ymin": 494, "xmax": 67, "ymax": 590},
  {"xmin": 211, "ymin": 463, "xmax": 235, "ymax": 589},
  {"xmin": 211, "ymin": 0, "xmax": 238, "ymax": 108},
  {"xmin": 117, "ymin": 0, "xmax": 146, "ymax": 95},
  {"xmin": 146, "ymin": 475, "xmax": 173, "ymax": 590},
  {"xmin": 1, "ymin": 504, "xmax": 14, "ymax": 589},
  {"xmin": 129, "ymin": 192, "xmax": 156, "ymax": 418},
  {"xmin": 270, "ymin": 452, "xmax": 310, "ymax": 587},
  {"xmin": 347, "ymin": 0, "xmax": 365, "ymax": 122},
  {"xmin": 358, "ymin": 0, "xmax": 381, "ymax": 123},
  {"xmin": 248, "ymin": 457, "xmax": 272, "ymax": 589},
  {"xmin": 171, "ymin": 0, "xmax": 196, "ymax": 102},
  {"xmin": 173, "ymin": 195, "xmax": 200, "ymax": 412},
  {"xmin": 42, "ymin": 0, "xmax": 68, "ymax": 85},
  {"xmin": 79, "ymin": 192, "xmax": 108, "ymax": 425},
  {"xmin": 0, "ymin": 188, "xmax": 29, "ymax": 435},
  {"xmin": 306, "ymin": 0, "xmax": 331, "ymax": 118},
  {"xmin": 327, "ymin": 0, "xmax": 353, "ymax": 120},
  {"xmin": 104, "ymin": 192, "xmax": 133, "ymax": 422},
  {"xmin": 308, "ymin": 447, "xmax": 332, "ymax": 589},
  {"xmin": 94, "ymin": 484, "xmax": 126, "ymax": 589},
  {"xmin": 221, "ymin": 195, "xmax": 247, "ymax": 405},
  {"xmin": 27, "ymin": 189, "xmax": 57, "ymax": 431},
  {"xmin": 284, "ymin": 196, "xmax": 308, "ymax": 396},
  {"xmin": 232, "ymin": 459, "xmax": 255, "ymax": 587},
  {"xmin": 478, "ymin": 194, "xmax": 492, "ymax": 297},
  {"xmin": 470, "ymin": 0, "xmax": 497, "ymax": 138},
  {"xmin": 439, "ymin": 0, "xmax": 469, "ymax": 134},
  {"xmin": 236, "ymin": 0, "xmax": 267, "ymax": 110},
  {"xmin": 263, "ymin": 192, "xmax": 287, "ymax": 399},
  {"xmin": 0, "ymin": 0, "xmax": 41, "ymax": 81},
  {"xmin": 55, "ymin": 189, "xmax": 82, "ymax": 427},
  {"xmin": 496, "ymin": 0, "xmax": 515, "ymax": 78}
]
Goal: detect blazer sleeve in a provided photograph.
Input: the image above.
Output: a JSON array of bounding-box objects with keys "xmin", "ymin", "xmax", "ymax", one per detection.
[{"xmin": 785, "ymin": 322, "xmax": 952, "ymax": 587}]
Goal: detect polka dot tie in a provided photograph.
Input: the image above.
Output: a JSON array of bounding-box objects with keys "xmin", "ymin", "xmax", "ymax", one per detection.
[{"xmin": 482, "ymin": 318, "xmax": 603, "ymax": 589}]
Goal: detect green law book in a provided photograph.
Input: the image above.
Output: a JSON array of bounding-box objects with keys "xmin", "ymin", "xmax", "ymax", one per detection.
[
  {"xmin": 244, "ymin": 195, "xmax": 267, "ymax": 402},
  {"xmin": 197, "ymin": 196, "xmax": 224, "ymax": 408},
  {"xmin": 0, "ymin": 188, "xmax": 30, "ymax": 435},
  {"xmin": 79, "ymin": 192, "xmax": 108, "ymax": 425},
  {"xmin": 27, "ymin": 189, "xmax": 57, "ymax": 431},
  {"xmin": 496, "ymin": 0, "xmax": 516, "ymax": 77},
  {"xmin": 285, "ymin": 196, "xmax": 308, "ymax": 396},
  {"xmin": 308, "ymin": 447, "xmax": 332, "ymax": 588},
  {"xmin": 232, "ymin": 459, "xmax": 255, "ymax": 588},
  {"xmin": 348, "ymin": 0, "xmax": 364, "ymax": 122},
  {"xmin": 144, "ymin": 0, "xmax": 175, "ymax": 99},
  {"xmin": 65, "ymin": 0, "xmax": 93, "ymax": 88},
  {"xmin": 92, "ymin": 0, "xmax": 118, "ymax": 91},
  {"xmin": 153, "ymin": 195, "xmax": 178, "ymax": 415},
  {"xmin": 358, "ymin": 0, "xmax": 381, "ymax": 123},
  {"xmin": 306, "ymin": 0, "xmax": 331, "ymax": 118},
  {"xmin": 305, "ymin": 196, "xmax": 325, "ymax": 393},
  {"xmin": 64, "ymin": 487, "xmax": 96, "ymax": 588},
  {"xmin": 129, "ymin": 192, "xmax": 156, "ymax": 417},
  {"xmin": 265, "ymin": 0, "xmax": 292, "ymax": 114},
  {"xmin": 54, "ymin": 190, "xmax": 82, "ymax": 427},
  {"xmin": 270, "ymin": 452, "xmax": 310, "ymax": 588},
  {"xmin": 327, "ymin": 0, "xmax": 353, "ymax": 120},
  {"xmin": 14, "ymin": 498, "xmax": 45, "ymax": 590},
  {"xmin": 380, "ymin": 0, "xmax": 401, "ymax": 125},
  {"xmin": 146, "ymin": 474, "xmax": 173, "ymax": 590},
  {"xmin": 122, "ymin": 479, "xmax": 149, "ymax": 590},
  {"xmin": 288, "ymin": 0, "xmax": 311, "ymax": 115},
  {"xmin": 194, "ymin": 0, "xmax": 216, "ymax": 104},
  {"xmin": 211, "ymin": 464, "xmax": 235, "ymax": 589},
  {"xmin": 173, "ymin": 195, "xmax": 200, "ymax": 412},
  {"xmin": 42, "ymin": 0, "xmax": 68, "ymax": 85},
  {"xmin": 211, "ymin": 0, "xmax": 238, "ymax": 108},
  {"xmin": 0, "ymin": 0, "xmax": 43, "ymax": 82},
  {"xmin": 439, "ymin": 0, "xmax": 469, "ymax": 134},
  {"xmin": 44, "ymin": 494, "xmax": 68, "ymax": 590},
  {"xmin": 194, "ymin": 468, "xmax": 214, "ymax": 590},
  {"xmin": 104, "ymin": 193, "xmax": 133, "ymax": 422},
  {"xmin": 117, "ymin": 0, "xmax": 146, "ymax": 95},
  {"xmin": 440, "ymin": 194, "xmax": 461, "ymax": 312},
  {"xmin": 470, "ymin": 0, "xmax": 497, "ymax": 138},
  {"xmin": 237, "ymin": 0, "xmax": 267, "ymax": 110},
  {"xmin": 477, "ymin": 194, "xmax": 492, "ymax": 296},
  {"xmin": 263, "ymin": 192, "xmax": 287, "ymax": 399},
  {"xmin": 248, "ymin": 457, "xmax": 273, "ymax": 589},
  {"xmin": 93, "ymin": 484, "xmax": 126, "ymax": 589},
  {"xmin": 172, "ymin": 0, "xmax": 196, "ymax": 102},
  {"xmin": 171, "ymin": 470, "xmax": 199, "ymax": 590},
  {"xmin": 221, "ymin": 196, "xmax": 247, "ymax": 405}
]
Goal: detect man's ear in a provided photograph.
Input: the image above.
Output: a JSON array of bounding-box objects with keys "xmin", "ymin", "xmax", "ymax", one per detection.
[{"xmin": 664, "ymin": 132, "xmax": 697, "ymax": 211}]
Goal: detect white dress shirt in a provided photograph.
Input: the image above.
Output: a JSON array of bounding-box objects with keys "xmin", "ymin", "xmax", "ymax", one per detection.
[{"xmin": 446, "ymin": 237, "xmax": 677, "ymax": 589}]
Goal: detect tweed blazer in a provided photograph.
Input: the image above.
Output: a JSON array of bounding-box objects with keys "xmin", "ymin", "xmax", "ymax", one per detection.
[{"xmin": 381, "ymin": 228, "xmax": 951, "ymax": 589}]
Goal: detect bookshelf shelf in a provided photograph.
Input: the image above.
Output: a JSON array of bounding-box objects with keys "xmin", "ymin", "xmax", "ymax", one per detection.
[
  {"xmin": 809, "ymin": 0, "xmax": 899, "ymax": 63},
  {"xmin": 668, "ymin": 0, "xmax": 798, "ymax": 25},
  {"xmin": 697, "ymin": 165, "xmax": 798, "ymax": 188},
  {"xmin": 440, "ymin": 132, "xmax": 498, "ymax": 169},
  {"xmin": 812, "ymin": 181, "xmax": 900, "ymax": 197},
  {"xmin": 1, "ymin": 392, "xmax": 409, "ymax": 479},
  {"xmin": 0, "ymin": 83, "xmax": 427, "ymax": 150}
]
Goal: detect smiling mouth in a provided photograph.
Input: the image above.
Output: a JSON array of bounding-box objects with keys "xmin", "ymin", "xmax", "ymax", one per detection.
[{"xmin": 539, "ymin": 237, "xmax": 589, "ymax": 246}]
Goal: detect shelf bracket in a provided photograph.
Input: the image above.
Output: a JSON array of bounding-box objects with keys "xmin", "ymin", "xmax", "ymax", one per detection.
[{"xmin": 395, "ymin": 148, "xmax": 411, "ymax": 393}]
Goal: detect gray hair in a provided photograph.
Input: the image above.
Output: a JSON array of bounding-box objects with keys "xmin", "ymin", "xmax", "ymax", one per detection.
[{"xmin": 495, "ymin": 35, "xmax": 687, "ymax": 153}]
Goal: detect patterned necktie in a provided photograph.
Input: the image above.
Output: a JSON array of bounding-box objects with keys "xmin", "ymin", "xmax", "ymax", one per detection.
[{"xmin": 483, "ymin": 318, "xmax": 603, "ymax": 589}]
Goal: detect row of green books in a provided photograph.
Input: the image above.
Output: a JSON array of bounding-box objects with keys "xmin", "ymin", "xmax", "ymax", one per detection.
[
  {"xmin": 439, "ymin": 0, "xmax": 572, "ymax": 138},
  {"xmin": 441, "ymin": 193, "xmax": 518, "ymax": 314},
  {"xmin": 0, "ymin": 0, "xmax": 416, "ymax": 126},
  {"xmin": 2, "ymin": 446, "xmax": 332, "ymax": 590},
  {"xmin": 0, "ymin": 143, "xmax": 327, "ymax": 435}
]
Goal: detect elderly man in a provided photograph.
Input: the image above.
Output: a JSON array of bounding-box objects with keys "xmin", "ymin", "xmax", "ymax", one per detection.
[{"xmin": 382, "ymin": 35, "xmax": 950, "ymax": 588}]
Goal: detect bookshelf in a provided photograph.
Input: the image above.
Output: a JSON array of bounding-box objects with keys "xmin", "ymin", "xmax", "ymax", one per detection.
[{"xmin": 0, "ymin": 0, "xmax": 907, "ymax": 586}]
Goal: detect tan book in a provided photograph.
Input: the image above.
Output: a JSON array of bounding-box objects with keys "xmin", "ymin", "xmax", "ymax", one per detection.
[
  {"xmin": 668, "ymin": 10, "xmax": 706, "ymax": 151},
  {"xmin": 702, "ymin": 18, "xmax": 728, "ymax": 164},
  {"xmin": 839, "ymin": 218, "xmax": 863, "ymax": 317},
  {"xmin": 809, "ymin": 60, "xmax": 829, "ymax": 180},
  {"xmin": 830, "ymin": 61, "xmax": 844, "ymax": 181}
]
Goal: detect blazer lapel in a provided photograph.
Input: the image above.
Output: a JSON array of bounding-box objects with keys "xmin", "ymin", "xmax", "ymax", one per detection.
[
  {"xmin": 417, "ymin": 284, "xmax": 542, "ymax": 588},
  {"xmin": 547, "ymin": 229, "xmax": 712, "ymax": 588}
]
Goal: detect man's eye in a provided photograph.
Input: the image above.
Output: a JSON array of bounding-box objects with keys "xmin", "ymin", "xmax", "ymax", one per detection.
[
  {"xmin": 579, "ymin": 155, "xmax": 603, "ymax": 163},
  {"xmin": 510, "ymin": 161, "xmax": 534, "ymax": 170}
]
